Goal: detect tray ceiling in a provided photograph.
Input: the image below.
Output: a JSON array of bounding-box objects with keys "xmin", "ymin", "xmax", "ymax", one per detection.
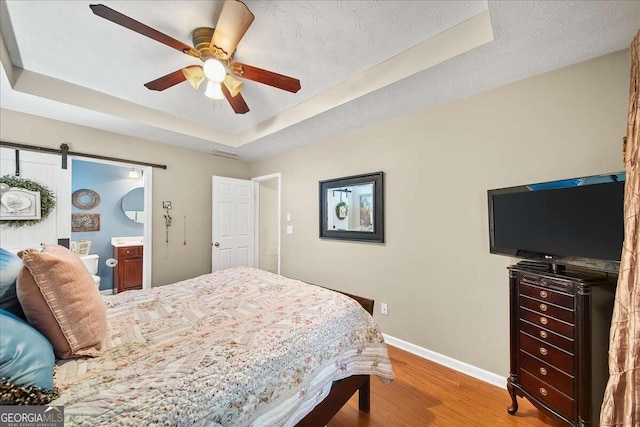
[{"xmin": 0, "ymin": 1, "xmax": 638, "ymax": 160}]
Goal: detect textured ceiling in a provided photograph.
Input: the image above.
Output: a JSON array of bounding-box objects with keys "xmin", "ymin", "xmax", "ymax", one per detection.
[{"xmin": 0, "ymin": 1, "xmax": 638, "ymax": 160}]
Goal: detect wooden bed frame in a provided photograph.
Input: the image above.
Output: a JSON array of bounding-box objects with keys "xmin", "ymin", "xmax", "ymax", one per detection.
[{"xmin": 295, "ymin": 290, "xmax": 375, "ymax": 426}]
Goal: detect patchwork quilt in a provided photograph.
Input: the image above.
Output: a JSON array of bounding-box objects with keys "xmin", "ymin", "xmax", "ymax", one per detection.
[{"xmin": 52, "ymin": 267, "xmax": 394, "ymax": 426}]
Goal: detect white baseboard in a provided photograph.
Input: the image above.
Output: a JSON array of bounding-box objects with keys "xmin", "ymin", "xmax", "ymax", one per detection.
[
  {"xmin": 383, "ymin": 334, "xmax": 506, "ymax": 389},
  {"xmin": 100, "ymin": 289, "xmax": 114, "ymax": 296}
]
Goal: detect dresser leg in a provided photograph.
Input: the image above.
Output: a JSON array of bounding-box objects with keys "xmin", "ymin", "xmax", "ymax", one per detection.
[{"xmin": 507, "ymin": 381, "xmax": 519, "ymax": 415}]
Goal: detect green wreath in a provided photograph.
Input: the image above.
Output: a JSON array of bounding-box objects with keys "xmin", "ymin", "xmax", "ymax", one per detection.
[
  {"xmin": 335, "ymin": 201, "xmax": 349, "ymax": 220},
  {"xmin": 0, "ymin": 175, "xmax": 56, "ymax": 228}
]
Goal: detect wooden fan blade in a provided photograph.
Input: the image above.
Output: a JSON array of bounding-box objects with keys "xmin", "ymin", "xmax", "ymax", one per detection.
[
  {"xmin": 230, "ymin": 62, "xmax": 301, "ymax": 93},
  {"xmin": 221, "ymin": 83, "xmax": 249, "ymax": 114},
  {"xmin": 144, "ymin": 69, "xmax": 187, "ymax": 91},
  {"xmin": 90, "ymin": 4, "xmax": 200, "ymax": 58},
  {"xmin": 210, "ymin": 0, "xmax": 255, "ymax": 59}
]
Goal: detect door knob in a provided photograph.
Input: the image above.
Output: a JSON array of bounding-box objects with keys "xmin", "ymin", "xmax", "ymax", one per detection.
[{"xmin": 214, "ymin": 242, "xmax": 220, "ymax": 247}]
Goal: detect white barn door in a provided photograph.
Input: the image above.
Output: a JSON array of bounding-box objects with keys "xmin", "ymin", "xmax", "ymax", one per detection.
[
  {"xmin": 0, "ymin": 148, "xmax": 71, "ymax": 252},
  {"xmin": 211, "ymin": 176, "xmax": 255, "ymax": 272}
]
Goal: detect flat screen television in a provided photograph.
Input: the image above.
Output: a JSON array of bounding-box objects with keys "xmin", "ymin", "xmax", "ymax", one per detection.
[{"xmin": 488, "ymin": 172, "xmax": 625, "ymax": 273}]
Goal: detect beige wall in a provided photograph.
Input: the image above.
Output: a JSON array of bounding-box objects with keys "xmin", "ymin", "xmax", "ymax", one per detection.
[
  {"xmin": 249, "ymin": 50, "xmax": 629, "ymax": 376},
  {"xmin": 0, "ymin": 110, "xmax": 251, "ymax": 286},
  {"xmin": 0, "ymin": 49, "xmax": 628, "ymax": 377}
]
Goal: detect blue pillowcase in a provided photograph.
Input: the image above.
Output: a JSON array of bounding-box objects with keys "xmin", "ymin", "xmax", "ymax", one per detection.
[
  {"xmin": 0, "ymin": 308, "xmax": 55, "ymax": 390},
  {"xmin": 0, "ymin": 248, "xmax": 26, "ymax": 319}
]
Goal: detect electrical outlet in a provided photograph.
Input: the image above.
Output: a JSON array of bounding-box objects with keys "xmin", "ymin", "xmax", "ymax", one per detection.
[{"xmin": 380, "ymin": 303, "xmax": 388, "ymax": 315}]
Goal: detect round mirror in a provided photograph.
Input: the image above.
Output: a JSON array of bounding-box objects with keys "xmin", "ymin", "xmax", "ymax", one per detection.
[
  {"xmin": 121, "ymin": 187, "xmax": 144, "ymax": 224},
  {"xmin": 72, "ymin": 189, "xmax": 100, "ymax": 210}
]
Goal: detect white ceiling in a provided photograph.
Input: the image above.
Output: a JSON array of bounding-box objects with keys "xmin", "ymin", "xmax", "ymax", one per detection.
[{"xmin": 0, "ymin": 1, "xmax": 638, "ymax": 161}]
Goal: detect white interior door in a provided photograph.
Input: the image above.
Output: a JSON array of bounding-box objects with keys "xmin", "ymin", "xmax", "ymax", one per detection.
[
  {"xmin": 212, "ymin": 176, "xmax": 255, "ymax": 272},
  {"xmin": 0, "ymin": 148, "xmax": 71, "ymax": 252}
]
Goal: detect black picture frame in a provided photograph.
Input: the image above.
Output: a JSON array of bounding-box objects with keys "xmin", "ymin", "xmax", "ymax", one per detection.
[{"xmin": 319, "ymin": 171, "xmax": 384, "ymax": 243}]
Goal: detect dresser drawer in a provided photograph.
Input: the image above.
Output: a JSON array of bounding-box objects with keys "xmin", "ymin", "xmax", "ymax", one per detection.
[
  {"xmin": 520, "ymin": 350, "xmax": 574, "ymax": 397},
  {"xmin": 520, "ymin": 274, "xmax": 574, "ymax": 295},
  {"xmin": 519, "ymin": 282, "xmax": 574, "ymax": 309},
  {"xmin": 117, "ymin": 246, "xmax": 142, "ymax": 258},
  {"xmin": 520, "ymin": 332, "xmax": 574, "ymax": 375},
  {"xmin": 520, "ymin": 320, "xmax": 574, "ymax": 354},
  {"xmin": 520, "ymin": 295, "xmax": 574, "ymax": 324},
  {"xmin": 519, "ymin": 369, "xmax": 575, "ymax": 422},
  {"xmin": 520, "ymin": 307, "xmax": 574, "ymax": 339}
]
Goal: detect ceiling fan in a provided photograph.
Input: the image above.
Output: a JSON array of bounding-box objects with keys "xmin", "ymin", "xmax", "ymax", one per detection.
[{"xmin": 90, "ymin": 1, "xmax": 301, "ymax": 114}]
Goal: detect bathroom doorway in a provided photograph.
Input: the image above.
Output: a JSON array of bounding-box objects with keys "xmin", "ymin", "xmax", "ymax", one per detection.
[{"xmin": 70, "ymin": 157, "xmax": 152, "ymax": 293}]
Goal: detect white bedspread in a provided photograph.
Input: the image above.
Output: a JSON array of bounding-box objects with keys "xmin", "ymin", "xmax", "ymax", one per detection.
[{"xmin": 52, "ymin": 267, "xmax": 394, "ymax": 426}]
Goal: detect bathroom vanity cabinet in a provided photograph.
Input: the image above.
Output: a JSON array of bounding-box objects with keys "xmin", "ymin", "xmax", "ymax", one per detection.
[{"xmin": 114, "ymin": 245, "xmax": 143, "ymax": 293}]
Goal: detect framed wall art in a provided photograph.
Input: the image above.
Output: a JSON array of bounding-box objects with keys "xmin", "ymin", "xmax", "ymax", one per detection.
[
  {"xmin": 71, "ymin": 213, "xmax": 100, "ymax": 232},
  {"xmin": 0, "ymin": 188, "xmax": 41, "ymax": 220},
  {"xmin": 319, "ymin": 171, "xmax": 384, "ymax": 243}
]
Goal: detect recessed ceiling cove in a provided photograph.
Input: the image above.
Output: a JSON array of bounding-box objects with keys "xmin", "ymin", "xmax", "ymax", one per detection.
[{"xmin": 0, "ymin": 1, "xmax": 637, "ymax": 160}]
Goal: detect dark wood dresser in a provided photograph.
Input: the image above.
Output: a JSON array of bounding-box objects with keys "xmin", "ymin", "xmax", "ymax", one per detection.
[
  {"xmin": 507, "ymin": 265, "xmax": 617, "ymax": 426},
  {"xmin": 113, "ymin": 245, "xmax": 143, "ymax": 293}
]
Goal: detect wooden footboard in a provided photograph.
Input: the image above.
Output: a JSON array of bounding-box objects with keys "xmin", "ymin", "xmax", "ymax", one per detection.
[
  {"xmin": 296, "ymin": 375, "xmax": 370, "ymax": 426},
  {"xmin": 295, "ymin": 285, "xmax": 375, "ymax": 426}
]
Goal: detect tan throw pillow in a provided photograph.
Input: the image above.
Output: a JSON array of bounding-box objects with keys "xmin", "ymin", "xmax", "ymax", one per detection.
[{"xmin": 17, "ymin": 244, "xmax": 107, "ymax": 359}]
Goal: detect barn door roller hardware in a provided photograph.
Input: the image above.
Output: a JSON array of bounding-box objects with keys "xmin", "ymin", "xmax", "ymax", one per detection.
[{"xmin": 0, "ymin": 141, "xmax": 168, "ymax": 170}]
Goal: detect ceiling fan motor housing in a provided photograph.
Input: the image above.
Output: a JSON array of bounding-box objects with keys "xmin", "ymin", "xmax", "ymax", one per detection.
[{"xmin": 193, "ymin": 27, "xmax": 227, "ymax": 61}]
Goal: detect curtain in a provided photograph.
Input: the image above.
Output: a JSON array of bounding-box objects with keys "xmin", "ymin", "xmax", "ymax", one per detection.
[{"xmin": 600, "ymin": 30, "xmax": 640, "ymax": 427}]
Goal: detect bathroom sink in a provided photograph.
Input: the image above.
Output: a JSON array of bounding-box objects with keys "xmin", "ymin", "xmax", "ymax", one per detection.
[{"xmin": 111, "ymin": 236, "xmax": 144, "ymax": 247}]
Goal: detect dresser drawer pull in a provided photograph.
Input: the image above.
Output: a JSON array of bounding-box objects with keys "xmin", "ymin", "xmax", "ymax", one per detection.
[
  {"xmin": 540, "ymin": 290, "xmax": 548, "ymax": 298},
  {"xmin": 539, "ymin": 347, "xmax": 548, "ymax": 356},
  {"xmin": 540, "ymin": 330, "xmax": 548, "ymax": 339},
  {"xmin": 540, "ymin": 303, "xmax": 548, "ymax": 312},
  {"xmin": 540, "ymin": 387, "xmax": 548, "ymax": 396},
  {"xmin": 539, "ymin": 367, "xmax": 547, "ymax": 376},
  {"xmin": 540, "ymin": 317, "xmax": 548, "ymax": 325}
]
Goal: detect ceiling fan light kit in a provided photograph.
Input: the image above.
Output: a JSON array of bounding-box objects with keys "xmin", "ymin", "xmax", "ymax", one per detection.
[
  {"xmin": 205, "ymin": 81, "xmax": 225, "ymax": 100},
  {"xmin": 203, "ymin": 59, "xmax": 227, "ymax": 84},
  {"xmin": 90, "ymin": 0, "xmax": 301, "ymax": 114},
  {"xmin": 224, "ymin": 74, "xmax": 244, "ymax": 98},
  {"xmin": 182, "ymin": 65, "xmax": 205, "ymax": 90}
]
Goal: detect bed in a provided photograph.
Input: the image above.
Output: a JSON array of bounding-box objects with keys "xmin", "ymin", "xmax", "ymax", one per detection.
[{"xmin": 50, "ymin": 266, "xmax": 394, "ymax": 426}]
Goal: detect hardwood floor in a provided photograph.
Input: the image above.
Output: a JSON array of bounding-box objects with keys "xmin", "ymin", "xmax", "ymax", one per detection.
[{"xmin": 328, "ymin": 345, "xmax": 566, "ymax": 427}]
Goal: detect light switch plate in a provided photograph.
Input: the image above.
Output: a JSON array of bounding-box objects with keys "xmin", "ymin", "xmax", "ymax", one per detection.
[{"xmin": 286, "ymin": 225, "xmax": 293, "ymax": 234}]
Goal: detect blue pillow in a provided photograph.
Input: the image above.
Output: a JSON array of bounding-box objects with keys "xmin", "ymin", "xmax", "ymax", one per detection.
[
  {"xmin": 0, "ymin": 248, "xmax": 26, "ymax": 319},
  {"xmin": 0, "ymin": 308, "xmax": 55, "ymax": 390}
]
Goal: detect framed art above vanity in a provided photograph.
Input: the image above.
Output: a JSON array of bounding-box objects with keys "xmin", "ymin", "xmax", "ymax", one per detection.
[{"xmin": 319, "ymin": 171, "xmax": 384, "ymax": 243}]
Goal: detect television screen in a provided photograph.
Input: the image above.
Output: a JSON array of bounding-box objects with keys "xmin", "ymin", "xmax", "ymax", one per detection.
[{"xmin": 488, "ymin": 172, "xmax": 625, "ymax": 270}]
